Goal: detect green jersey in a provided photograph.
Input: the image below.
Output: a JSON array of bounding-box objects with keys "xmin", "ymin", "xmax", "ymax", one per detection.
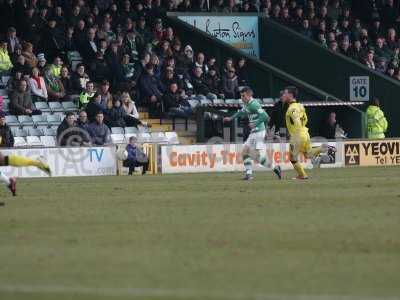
[{"xmin": 231, "ymin": 99, "xmax": 269, "ymax": 133}]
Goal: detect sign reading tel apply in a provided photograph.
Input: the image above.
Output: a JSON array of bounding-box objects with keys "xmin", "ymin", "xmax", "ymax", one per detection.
[{"xmin": 350, "ymin": 76, "xmax": 369, "ymax": 101}]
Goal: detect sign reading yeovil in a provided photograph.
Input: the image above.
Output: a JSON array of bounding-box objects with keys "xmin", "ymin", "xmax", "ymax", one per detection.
[
  {"xmin": 345, "ymin": 140, "xmax": 400, "ymax": 166},
  {"xmin": 161, "ymin": 143, "xmax": 341, "ymax": 173},
  {"xmin": 178, "ymin": 16, "xmax": 260, "ymax": 58}
]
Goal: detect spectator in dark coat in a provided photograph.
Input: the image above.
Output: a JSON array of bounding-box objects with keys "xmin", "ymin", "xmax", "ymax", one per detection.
[
  {"xmin": 163, "ymin": 82, "xmax": 192, "ymax": 118},
  {"xmin": 86, "ymin": 93, "xmax": 107, "ymax": 123},
  {"xmin": 222, "ymin": 68, "xmax": 239, "ymax": 99},
  {"xmin": 268, "ymin": 92, "xmax": 288, "ymax": 137},
  {"xmin": 139, "ymin": 64, "xmax": 164, "ymax": 116},
  {"xmin": 107, "ymin": 99, "xmax": 127, "ymax": 127},
  {"xmin": 56, "ymin": 112, "xmax": 89, "ymax": 146},
  {"xmin": 204, "ymin": 68, "xmax": 222, "ymax": 97},
  {"xmin": 90, "ymin": 51, "xmax": 111, "ymax": 83},
  {"xmin": 88, "ymin": 111, "xmax": 111, "ymax": 145},
  {"xmin": 79, "ymin": 27, "xmax": 98, "ymax": 64},
  {"xmin": 236, "ymin": 58, "xmax": 249, "ymax": 87},
  {"xmin": 71, "ymin": 63, "xmax": 90, "ymax": 94},
  {"xmin": 319, "ymin": 112, "xmax": 337, "ymax": 139},
  {"xmin": 10, "ymin": 80, "xmax": 41, "ymax": 116},
  {"xmin": 40, "ymin": 18, "xmax": 65, "ymax": 62},
  {"xmin": 191, "ymin": 66, "xmax": 211, "ymax": 97},
  {"xmin": 0, "ymin": 111, "xmax": 14, "ymax": 148}
]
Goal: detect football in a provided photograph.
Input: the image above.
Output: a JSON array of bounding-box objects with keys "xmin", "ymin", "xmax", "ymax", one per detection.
[{"xmin": 116, "ymin": 148, "xmax": 128, "ymax": 161}]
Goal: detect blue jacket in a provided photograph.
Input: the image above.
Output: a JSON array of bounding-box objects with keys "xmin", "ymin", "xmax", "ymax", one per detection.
[{"xmin": 126, "ymin": 144, "xmax": 137, "ymax": 161}]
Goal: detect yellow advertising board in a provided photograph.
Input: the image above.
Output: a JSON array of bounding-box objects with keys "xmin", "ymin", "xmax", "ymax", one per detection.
[{"xmin": 344, "ymin": 140, "xmax": 400, "ymax": 166}]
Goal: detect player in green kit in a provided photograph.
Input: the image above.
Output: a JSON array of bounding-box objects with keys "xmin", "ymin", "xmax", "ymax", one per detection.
[{"xmin": 224, "ymin": 87, "xmax": 282, "ymax": 180}]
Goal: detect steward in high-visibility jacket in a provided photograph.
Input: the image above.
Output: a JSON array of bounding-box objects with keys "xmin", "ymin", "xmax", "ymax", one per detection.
[{"xmin": 366, "ymin": 98, "xmax": 388, "ymax": 139}]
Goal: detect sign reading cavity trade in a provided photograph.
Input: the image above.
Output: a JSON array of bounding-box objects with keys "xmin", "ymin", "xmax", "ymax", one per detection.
[
  {"xmin": 345, "ymin": 140, "xmax": 400, "ymax": 166},
  {"xmin": 349, "ymin": 76, "xmax": 369, "ymax": 101},
  {"xmin": 161, "ymin": 143, "xmax": 341, "ymax": 173},
  {"xmin": 0, "ymin": 146, "xmax": 117, "ymax": 178},
  {"xmin": 178, "ymin": 15, "xmax": 260, "ymax": 58}
]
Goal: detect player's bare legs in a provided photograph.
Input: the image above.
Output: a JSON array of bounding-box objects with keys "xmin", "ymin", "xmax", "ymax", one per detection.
[{"xmin": 0, "ymin": 153, "xmax": 16, "ymax": 196}]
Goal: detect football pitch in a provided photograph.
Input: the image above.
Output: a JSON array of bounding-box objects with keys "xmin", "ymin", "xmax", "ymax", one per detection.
[{"xmin": 0, "ymin": 167, "xmax": 399, "ymax": 300}]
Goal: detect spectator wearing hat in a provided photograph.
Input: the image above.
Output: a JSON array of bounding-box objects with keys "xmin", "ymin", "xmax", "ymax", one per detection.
[
  {"xmin": 0, "ymin": 111, "xmax": 14, "ymax": 148},
  {"xmin": 6, "ymin": 27, "xmax": 22, "ymax": 55},
  {"xmin": 0, "ymin": 41, "xmax": 13, "ymax": 76},
  {"xmin": 10, "ymin": 79, "xmax": 41, "ymax": 116},
  {"xmin": 29, "ymin": 67, "xmax": 48, "ymax": 102},
  {"xmin": 36, "ymin": 53, "xmax": 47, "ymax": 74}
]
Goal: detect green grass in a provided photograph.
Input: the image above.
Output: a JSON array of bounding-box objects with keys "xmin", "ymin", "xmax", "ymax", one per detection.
[{"xmin": 0, "ymin": 167, "xmax": 400, "ymax": 300}]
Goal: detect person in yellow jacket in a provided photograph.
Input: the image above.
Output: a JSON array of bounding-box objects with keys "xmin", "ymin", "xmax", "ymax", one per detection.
[
  {"xmin": 366, "ymin": 98, "xmax": 388, "ymax": 139},
  {"xmin": 0, "ymin": 41, "xmax": 13, "ymax": 74}
]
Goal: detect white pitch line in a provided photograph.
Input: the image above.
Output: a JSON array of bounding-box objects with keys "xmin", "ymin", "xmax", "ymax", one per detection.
[{"xmin": 0, "ymin": 284, "xmax": 399, "ymax": 300}]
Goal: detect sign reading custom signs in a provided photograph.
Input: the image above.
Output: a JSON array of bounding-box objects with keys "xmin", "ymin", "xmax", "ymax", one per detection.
[
  {"xmin": 178, "ymin": 16, "xmax": 260, "ymax": 58},
  {"xmin": 161, "ymin": 142, "xmax": 342, "ymax": 173},
  {"xmin": 345, "ymin": 140, "xmax": 400, "ymax": 166},
  {"xmin": 0, "ymin": 146, "xmax": 117, "ymax": 178},
  {"xmin": 349, "ymin": 76, "xmax": 369, "ymax": 101}
]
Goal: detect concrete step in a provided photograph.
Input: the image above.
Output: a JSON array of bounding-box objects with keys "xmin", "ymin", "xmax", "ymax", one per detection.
[
  {"xmin": 150, "ymin": 124, "xmax": 174, "ymax": 131},
  {"xmin": 139, "ymin": 112, "xmax": 149, "ymax": 119}
]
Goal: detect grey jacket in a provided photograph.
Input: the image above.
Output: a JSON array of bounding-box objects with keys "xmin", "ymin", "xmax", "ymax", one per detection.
[
  {"xmin": 88, "ymin": 122, "xmax": 111, "ymax": 145},
  {"xmin": 10, "ymin": 91, "xmax": 33, "ymax": 115}
]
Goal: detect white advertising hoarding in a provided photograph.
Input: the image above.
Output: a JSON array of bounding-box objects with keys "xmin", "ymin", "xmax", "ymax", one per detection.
[
  {"xmin": 0, "ymin": 146, "xmax": 117, "ymax": 178},
  {"xmin": 178, "ymin": 15, "xmax": 260, "ymax": 58},
  {"xmin": 161, "ymin": 142, "xmax": 343, "ymax": 174}
]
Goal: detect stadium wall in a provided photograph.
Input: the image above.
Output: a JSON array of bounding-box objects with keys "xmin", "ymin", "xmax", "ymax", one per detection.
[{"xmin": 260, "ymin": 18, "xmax": 400, "ymax": 137}]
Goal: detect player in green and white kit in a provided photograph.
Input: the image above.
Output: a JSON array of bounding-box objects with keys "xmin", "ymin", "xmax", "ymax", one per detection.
[{"xmin": 224, "ymin": 87, "xmax": 282, "ymax": 180}]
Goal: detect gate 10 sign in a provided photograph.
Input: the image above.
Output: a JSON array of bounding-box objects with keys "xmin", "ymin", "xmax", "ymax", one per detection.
[{"xmin": 349, "ymin": 76, "xmax": 369, "ymax": 101}]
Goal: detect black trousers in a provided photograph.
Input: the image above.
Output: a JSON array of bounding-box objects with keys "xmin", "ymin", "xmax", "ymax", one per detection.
[{"xmin": 123, "ymin": 158, "xmax": 149, "ymax": 175}]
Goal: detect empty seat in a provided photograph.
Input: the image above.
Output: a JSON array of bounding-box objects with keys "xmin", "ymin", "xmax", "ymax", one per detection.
[
  {"xmin": 32, "ymin": 114, "xmax": 48, "ymax": 126},
  {"xmin": 124, "ymin": 133, "xmax": 137, "ymax": 141},
  {"xmin": 0, "ymin": 89, "xmax": 8, "ymax": 96},
  {"xmin": 124, "ymin": 127, "xmax": 138, "ymax": 134},
  {"xmin": 137, "ymin": 132, "xmax": 151, "ymax": 143},
  {"xmin": 2, "ymin": 99, "xmax": 9, "ymax": 112},
  {"xmin": 62, "ymin": 101, "xmax": 78, "ymax": 112},
  {"xmin": 137, "ymin": 125, "xmax": 149, "ymax": 133},
  {"xmin": 34, "ymin": 101, "xmax": 51, "ymax": 112},
  {"xmin": 14, "ymin": 137, "xmax": 27, "ymax": 147},
  {"xmin": 49, "ymin": 102, "xmax": 64, "ymax": 112},
  {"xmin": 111, "ymin": 127, "xmax": 124, "ymax": 134},
  {"xmin": 1, "ymin": 76, "xmax": 10, "ymax": 86},
  {"xmin": 5, "ymin": 115, "xmax": 19, "ymax": 126},
  {"xmin": 44, "ymin": 128, "xmax": 57, "ymax": 136},
  {"xmin": 111, "ymin": 133, "xmax": 125, "ymax": 144},
  {"xmin": 37, "ymin": 125, "xmax": 50, "ymax": 132},
  {"xmin": 188, "ymin": 100, "xmax": 199, "ymax": 108},
  {"xmin": 28, "ymin": 128, "xmax": 44, "ymax": 136},
  {"xmin": 150, "ymin": 132, "xmax": 167, "ymax": 143},
  {"xmin": 40, "ymin": 135, "xmax": 56, "ymax": 147},
  {"xmin": 262, "ymin": 98, "xmax": 275, "ymax": 104},
  {"xmin": 200, "ymin": 99, "xmax": 212, "ymax": 105},
  {"xmin": 47, "ymin": 114, "xmax": 62, "ymax": 126},
  {"xmin": 213, "ymin": 99, "xmax": 225, "ymax": 105},
  {"xmin": 18, "ymin": 115, "xmax": 34, "ymax": 126},
  {"xmin": 225, "ymin": 99, "xmax": 239, "ymax": 105},
  {"xmin": 165, "ymin": 132, "xmax": 179, "ymax": 144},
  {"xmin": 26, "ymin": 136, "xmax": 44, "ymax": 147},
  {"xmin": 14, "ymin": 129, "xmax": 28, "ymax": 137}
]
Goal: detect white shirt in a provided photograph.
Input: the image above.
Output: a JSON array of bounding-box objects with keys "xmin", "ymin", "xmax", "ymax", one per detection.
[{"xmin": 29, "ymin": 77, "xmax": 48, "ymax": 99}]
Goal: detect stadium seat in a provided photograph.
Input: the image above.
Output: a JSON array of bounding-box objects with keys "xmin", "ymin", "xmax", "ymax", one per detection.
[
  {"xmin": 47, "ymin": 114, "xmax": 62, "ymax": 126},
  {"xmin": 200, "ymin": 99, "xmax": 212, "ymax": 105},
  {"xmin": 26, "ymin": 136, "xmax": 44, "ymax": 147},
  {"xmin": 62, "ymin": 101, "xmax": 78, "ymax": 112},
  {"xmin": 137, "ymin": 132, "xmax": 151, "ymax": 143},
  {"xmin": 150, "ymin": 132, "xmax": 167, "ymax": 143},
  {"xmin": 225, "ymin": 99, "xmax": 239, "ymax": 105},
  {"xmin": 40, "ymin": 135, "xmax": 56, "ymax": 147},
  {"xmin": 2, "ymin": 99, "xmax": 9, "ymax": 113},
  {"xmin": 1, "ymin": 76, "xmax": 10, "ymax": 87},
  {"xmin": 44, "ymin": 128, "xmax": 57, "ymax": 136},
  {"xmin": 0, "ymin": 89, "xmax": 7, "ymax": 96},
  {"xmin": 68, "ymin": 51, "xmax": 83, "ymax": 71},
  {"xmin": 28, "ymin": 128, "xmax": 44, "ymax": 136},
  {"xmin": 49, "ymin": 102, "xmax": 64, "ymax": 112},
  {"xmin": 32, "ymin": 114, "xmax": 48, "ymax": 126},
  {"xmin": 165, "ymin": 132, "xmax": 179, "ymax": 144},
  {"xmin": 111, "ymin": 133, "xmax": 125, "ymax": 144},
  {"xmin": 18, "ymin": 115, "xmax": 34, "ymax": 126},
  {"xmin": 5, "ymin": 115, "xmax": 19, "ymax": 126},
  {"xmin": 124, "ymin": 133, "xmax": 137, "ymax": 140},
  {"xmin": 188, "ymin": 100, "xmax": 199, "ymax": 108},
  {"xmin": 137, "ymin": 125, "xmax": 149, "ymax": 133},
  {"xmin": 14, "ymin": 128, "xmax": 28, "ymax": 137},
  {"xmin": 111, "ymin": 127, "xmax": 124, "ymax": 134},
  {"xmin": 14, "ymin": 137, "xmax": 27, "ymax": 147},
  {"xmin": 263, "ymin": 98, "xmax": 275, "ymax": 104},
  {"xmin": 34, "ymin": 101, "xmax": 51, "ymax": 112},
  {"xmin": 213, "ymin": 99, "xmax": 225, "ymax": 104},
  {"xmin": 124, "ymin": 127, "xmax": 138, "ymax": 134}
]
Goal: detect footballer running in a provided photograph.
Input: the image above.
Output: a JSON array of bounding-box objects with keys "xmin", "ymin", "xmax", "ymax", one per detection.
[{"xmin": 224, "ymin": 86, "xmax": 282, "ymax": 180}]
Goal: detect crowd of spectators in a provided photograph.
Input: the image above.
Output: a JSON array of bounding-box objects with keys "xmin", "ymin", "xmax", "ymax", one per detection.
[
  {"xmin": 0, "ymin": 0, "xmax": 251, "ymax": 127},
  {"xmin": 209, "ymin": 0, "xmax": 400, "ymax": 80}
]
